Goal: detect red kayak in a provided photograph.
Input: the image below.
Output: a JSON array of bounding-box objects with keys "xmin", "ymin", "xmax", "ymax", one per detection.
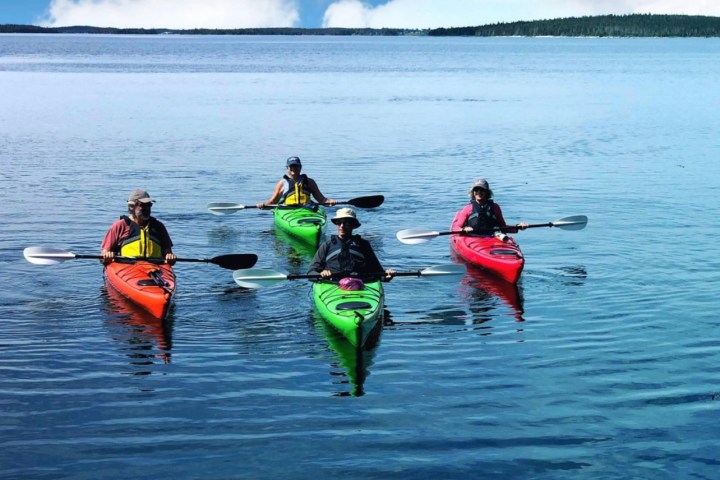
[
  {"xmin": 104, "ymin": 260, "xmax": 176, "ymax": 319},
  {"xmin": 450, "ymin": 232, "xmax": 524, "ymax": 284}
]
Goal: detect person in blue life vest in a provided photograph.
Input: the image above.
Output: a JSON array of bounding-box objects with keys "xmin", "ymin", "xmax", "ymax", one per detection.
[
  {"xmin": 100, "ymin": 189, "xmax": 176, "ymax": 265},
  {"xmin": 452, "ymin": 179, "xmax": 528, "ymax": 236},
  {"xmin": 256, "ymin": 156, "xmax": 337, "ymax": 209},
  {"xmin": 308, "ymin": 207, "xmax": 396, "ymax": 282}
]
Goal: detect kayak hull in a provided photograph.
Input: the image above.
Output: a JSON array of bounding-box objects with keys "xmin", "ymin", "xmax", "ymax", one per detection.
[
  {"xmin": 273, "ymin": 206, "xmax": 326, "ymax": 249},
  {"xmin": 104, "ymin": 260, "xmax": 176, "ymax": 319},
  {"xmin": 450, "ymin": 234, "xmax": 524, "ymax": 284},
  {"xmin": 312, "ymin": 280, "xmax": 384, "ymax": 348}
]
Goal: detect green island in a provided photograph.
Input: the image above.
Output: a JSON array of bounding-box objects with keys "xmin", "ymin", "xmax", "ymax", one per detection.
[{"xmin": 2, "ymin": 14, "xmax": 720, "ymax": 37}]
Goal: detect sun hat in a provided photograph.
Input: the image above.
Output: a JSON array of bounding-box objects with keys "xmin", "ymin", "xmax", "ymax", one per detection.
[
  {"xmin": 469, "ymin": 178, "xmax": 493, "ymax": 197},
  {"xmin": 127, "ymin": 189, "xmax": 155, "ymax": 205},
  {"xmin": 331, "ymin": 207, "xmax": 361, "ymax": 228},
  {"xmin": 471, "ymin": 179, "xmax": 489, "ymax": 190},
  {"xmin": 286, "ymin": 156, "xmax": 302, "ymax": 167}
]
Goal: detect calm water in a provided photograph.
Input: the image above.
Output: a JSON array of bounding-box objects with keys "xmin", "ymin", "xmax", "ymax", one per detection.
[{"xmin": 1, "ymin": 34, "xmax": 719, "ymax": 479}]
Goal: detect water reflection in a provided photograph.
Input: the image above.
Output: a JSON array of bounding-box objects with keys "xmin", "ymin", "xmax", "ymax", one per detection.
[
  {"xmin": 273, "ymin": 227, "xmax": 319, "ymax": 266},
  {"xmin": 314, "ymin": 311, "xmax": 382, "ymax": 397},
  {"xmin": 462, "ymin": 265, "xmax": 525, "ymax": 323},
  {"xmin": 101, "ymin": 285, "xmax": 173, "ymax": 371}
]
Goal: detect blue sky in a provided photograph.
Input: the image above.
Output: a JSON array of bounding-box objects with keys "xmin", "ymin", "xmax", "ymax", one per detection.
[{"xmin": 1, "ymin": 0, "xmax": 719, "ymax": 30}]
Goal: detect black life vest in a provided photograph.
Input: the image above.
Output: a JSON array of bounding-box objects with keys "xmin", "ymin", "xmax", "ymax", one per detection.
[
  {"xmin": 324, "ymin": 235, "xmax": 367, "ymax": 274},
  {"xmin": 465, "ymin": 200, "xmax": 501, "ymax": 235},
  {"xmin": 118, "ymin": 216, "xmax": 165, "ymax": 257},
  {"xmin": 280, "ymin": 174, "xmax": 311, "ymax": 205}
]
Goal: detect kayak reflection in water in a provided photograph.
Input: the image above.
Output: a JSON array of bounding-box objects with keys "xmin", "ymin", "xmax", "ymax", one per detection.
[
  {"xmin": 100, "ymin": 189, "xmax": 176, "ymax": 265},
  {"xmin": 452, "ymin": 178, "xmax": 528, "ymax": 236},
  {"xmin": 308, "ymin": 208, "xmax": 395, "ymax": 283},
  {"xmin": 256, "ymin": 156, "xmax": 337, "ymax": 209}
]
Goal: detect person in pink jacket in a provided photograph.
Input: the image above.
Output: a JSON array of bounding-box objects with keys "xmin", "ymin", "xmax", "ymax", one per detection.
[{"xmin": 452, "ymin": 179, "xmax": 527, "ymax": 235}]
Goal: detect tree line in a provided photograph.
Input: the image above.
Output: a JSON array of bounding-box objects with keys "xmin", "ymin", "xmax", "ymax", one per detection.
[{"xmin": 2, "ymin": 14, "xmax": 720, "ymax": 37}]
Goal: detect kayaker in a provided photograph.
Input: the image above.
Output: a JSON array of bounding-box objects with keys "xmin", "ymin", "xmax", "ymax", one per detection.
[
  {"xmin": 100, "ymin": 189, "xmax": 177, "ymax": 265},
  {"xmin": 256, "ymin": 156, "xmax": 337, "ymax": 209},
  {"xmin": 308, "ymin": 208, "xmax": 396, "ymax": 282},
  {"xmin": 453, "ymin": 179, "xmax": 528, "ymax": 236}
]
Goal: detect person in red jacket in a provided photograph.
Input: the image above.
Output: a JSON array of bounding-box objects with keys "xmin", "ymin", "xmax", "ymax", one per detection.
[{"xmin": 452, "ymin": 179, "xmax": 527, "ymax": 236}]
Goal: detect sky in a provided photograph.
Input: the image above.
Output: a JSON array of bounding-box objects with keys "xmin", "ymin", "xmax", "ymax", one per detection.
[{"xmin": 1, "ymin": 0, "xmax": 720, "ymax": 30}]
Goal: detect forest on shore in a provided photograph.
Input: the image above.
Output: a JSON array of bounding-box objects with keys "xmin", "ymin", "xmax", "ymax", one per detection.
[{"xmin": 2, "ymin": 14, "xmax": 720, "ymax": 37}]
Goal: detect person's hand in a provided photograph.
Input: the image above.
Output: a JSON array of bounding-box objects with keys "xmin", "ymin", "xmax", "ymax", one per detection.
[
  {"xmin": 517, "ymin": 222, "xmax": 528, "ymax": 230},
  {"xmin": 320, "ymin": 269, "xmax": 333, "ymax": 279},
  {"xmin": 462, "ymin": 226, "xmax": 473, "ymax": 233},
  {"xmin": 256, "ymin": 202, "xmax": 266, "ymax": 209},
  {"xmin": 325, "ymin": 199, "xmax": 337, "ymax": 206},
  {"xmin": 101, "ymin": 251, "xmax": 115, "ymax": 265},
  {"xmin": 165, "ymin": 252, "xmax": 177, "ymax": 265},
  {"xmin": 384, "ymin": 268, "xmax": 396, "ymax": 282}
]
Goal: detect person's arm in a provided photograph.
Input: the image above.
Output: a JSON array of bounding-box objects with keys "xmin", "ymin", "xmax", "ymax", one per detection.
[
  {"xmin": 360, "ymin": 239, "xmax": 395, "ymax": 282},
  {"xmin": 492, "ymin": 203, "xmax": 527, "ymax": 233},
  {"xmin": 100, "ymin": 220, "xmax": 125, "ymax": 264},
  {"xmin": 307, "ymin": 178, "xmax": 336, "ymax": 205},
  {"xmin": 156, "ymin": 220, "xmax": 177, "ymax": 265},
  {"xmin": 452, "ymin": 204, "xmax": 472, "ymax": 232},
  {"xmin": 257, "ymin": 180, "xmax": 284, "ymax": 209},
  {"xmin": 307, "ymin": 242, "xmax": 329, "ymax": 276}
]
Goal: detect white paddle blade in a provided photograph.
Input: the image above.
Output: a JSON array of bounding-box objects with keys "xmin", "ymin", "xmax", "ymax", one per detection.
[
  {"xmin": 420, "ymin": 264, "xmax": 467, "ymax": 280},
  {"xmin": 23, "ymin": 247, "xmax": 76, "ymax": 265},
  {"xmin": 233, "ymin": 268, "xmax": 288, "ymax": 288},
  {"xmin": 396, "ymin": 229, "xmax": 439, "ymax": 245},
  {"xmin": 207, "ymin": 203, "xmax": 245, "ymax": 215},
  {"xmin": 553, "ymin": 215, "xmax": 588, "ymax": 231}
]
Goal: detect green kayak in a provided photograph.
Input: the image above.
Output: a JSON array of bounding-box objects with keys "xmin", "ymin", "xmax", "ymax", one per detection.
[
  {"xmin": 273, "ymin": 206, "xmax": 326, "ymax": 248},
  {"xmin": 312, "ymin": 280, "xmax": 384, "ymax": 348}
]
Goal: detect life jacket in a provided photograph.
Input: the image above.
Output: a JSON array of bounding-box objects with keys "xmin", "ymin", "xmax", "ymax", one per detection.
[
  {"xmin": 324, "ymin": 235, "xmax": 367, "ymax": 274},
  {"xmin": 118, "ymin": 216, "xmax": 165, "ymax": 258},
  {"xmin": 464, "ymin": 200, "xmax": 501, "ymax": 235},
  {"xmin": 280, "ymin": 174, "xmax": 311, "ymax": 205}
]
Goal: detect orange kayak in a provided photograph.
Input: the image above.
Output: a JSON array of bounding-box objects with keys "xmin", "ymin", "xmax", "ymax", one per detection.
[{"xmin": 104, "ymin": 260, "xmax": 176, "ymax": 319}]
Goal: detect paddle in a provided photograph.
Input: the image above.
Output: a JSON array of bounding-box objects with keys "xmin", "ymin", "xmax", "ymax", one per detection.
[
  {"xmin": 233, "ymin": 263, "xmax": 467, "ymax": 289},
  {"xmin": 207, "ymin": 195, "xmax": 384, "ymax": 215},
  {"xmin": 23, "ymin": 247, "xmax": 258, "ymax": 270},
  {"xmin": 396, "ymin": 215, "xmax": 588, "ymax": 245}
]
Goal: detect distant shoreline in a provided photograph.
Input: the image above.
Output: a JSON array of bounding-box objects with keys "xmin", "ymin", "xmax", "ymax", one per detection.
[{"xmin": 2, "ymin": 14, "xmax": 720, "ymax": 37}]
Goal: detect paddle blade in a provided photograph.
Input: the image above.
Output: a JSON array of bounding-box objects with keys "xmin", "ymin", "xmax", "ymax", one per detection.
[
  {"xmin": 396, "ymin": 229, "xmax": 439, "ymax": 245},
  {"xmin": 23, "ymin": 247, "xmax": 76, "ymax": 265},
  {"xmin": 210, "ymin": 254, "xmax": 258, "ymax": 270},
  {"xmin": 233, "ymin": 268, "xmax": 288, "ymax": 288},
  {"xmin": 346, "ymin": 195, "xmax": 384, "ymax": 209},
  {"xmin": 552, "ymin": 215, "xmax": 588, "ymax": 231},
  {"xmin": 207, "ymin": 202, "xmax": 245, "ymax": 215},
  {"xmin": 420, "ymin": 263, "xmax": 467, "ymax": 280}
]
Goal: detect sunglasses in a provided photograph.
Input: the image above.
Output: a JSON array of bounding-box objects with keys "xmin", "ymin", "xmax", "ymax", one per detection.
[
  {"xmin": 335, "ymin": 220, "xmax": 355, "ymax": 226},
  {"xmin": 473, "ymin": 188, "xmax": 488, "ymax": 194}
]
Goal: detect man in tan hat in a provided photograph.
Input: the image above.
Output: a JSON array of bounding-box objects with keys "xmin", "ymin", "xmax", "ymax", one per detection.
[
  {"xmin": 100, "ymin": 189, "xmax": 176, "ymax": 265},
  {"xmin": 308, "ymin": 207, "xmax": 395, "ymax": 281}
]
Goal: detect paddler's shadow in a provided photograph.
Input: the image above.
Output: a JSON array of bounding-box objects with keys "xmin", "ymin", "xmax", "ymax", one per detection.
[
  {"xmin": 313, "ymin": 311, "xmax": 383, "ymax": 397},
  {"xmin": 461, "ymin": 264, "xmax": 525, "ymax": 323},
  {"xmin": 101, "ymin": 285, "xmax": 174, "ymax": 371}
]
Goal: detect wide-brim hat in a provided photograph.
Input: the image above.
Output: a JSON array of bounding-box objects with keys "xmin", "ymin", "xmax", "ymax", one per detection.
[
  {"xmin": 331, "ymin": 207, "xmax": 361, "ymax": 228},
  {"xmin": 128, "ymin": 189, "xmax": 155, "ymax": 204}
]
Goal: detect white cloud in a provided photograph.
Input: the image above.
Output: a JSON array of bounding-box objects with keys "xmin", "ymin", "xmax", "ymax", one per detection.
[
  {"xmin": 41, "ymin": 0, "xmax": 300, "ymax": 29},
  {"xmin": 322, "ymin": 0, "xmax": 720, "ymax": 29}
]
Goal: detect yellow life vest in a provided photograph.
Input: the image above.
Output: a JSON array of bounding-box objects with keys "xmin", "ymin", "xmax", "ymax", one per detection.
[
  {"xmin": 119, "ymin": 216, "xmax": 164, "ymax": 258},
  {"xmin": 281, "ymin": 174, "xmax": 311, "ymax": 205}
]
